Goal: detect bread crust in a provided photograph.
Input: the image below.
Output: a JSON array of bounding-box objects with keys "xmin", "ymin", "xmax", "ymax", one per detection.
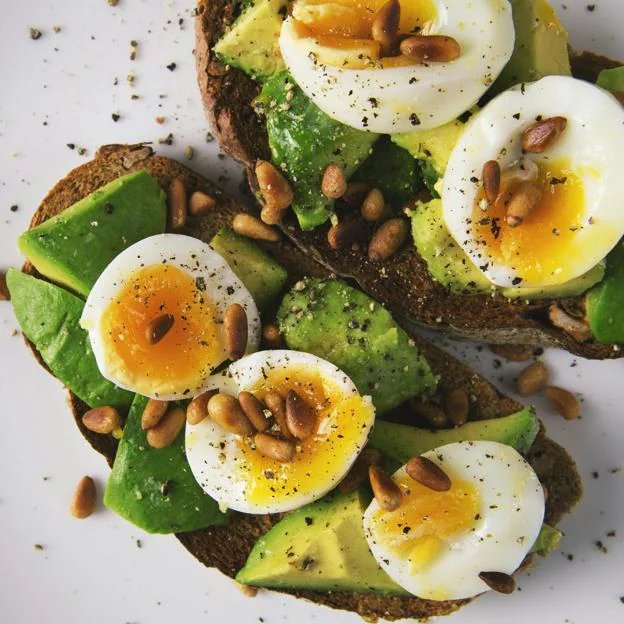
[
  {"xmin": 22, "ymin": 144, "xmax": 582, "ymax": 621},
  {"xmin": 194, "ymin": 0, "xmax": 622, "ymax": 359}
]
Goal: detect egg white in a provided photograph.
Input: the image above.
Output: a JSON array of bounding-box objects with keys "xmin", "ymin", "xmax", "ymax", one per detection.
[
  {"xmin": 185, "ymin": 350, "xmax": 375, "ymax": 514},
  {"xmin": 363, "ymin": 441, "xmax": 545, "ymax": 600},
  {"xmin": 279, "ymin": 0, "xmax": 514, "ymax": 133},
  {"xmin": 442, "ymin": 75, "xmax": 624, "ymax": 288},
  {"xmin": 80, "ymin": 233, "xmax": 260, "ymax": 400}
]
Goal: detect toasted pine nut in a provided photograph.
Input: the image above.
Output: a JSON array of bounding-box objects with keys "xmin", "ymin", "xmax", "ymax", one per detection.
[
  {"xmin": 0, "ymin": 271, "xmax": 9, "ymax": 301},
  {"xmin": 368, "ymin": 218, "xmax": 408, "ymax": 261},
  {"xmin": 146, "ymin": 407, "xmax": 186, "ymax": 448},
  {"xmin": 506, "ymin": 181, "xmax": 542, "ymax": 227},
  {"xmin": 361, "ymin": 188, "xmax": 386, "ymax": 222},
  {"xmin": 372, "ymin": 0, "xmax": 400, "ymax": 57},
  {"xmin": 141, "ymin": 399, "xmax": 168, "ymax": 430},
  {"xmin": 489, "ymin": 344, "xmax": 534, "ymax": 362},
  {"xmin": 321, "ymin": 163, "xmax": 347, "ymax": 199},
  {"xmin": 482, "ymin": 160, "xmax": 501, "ymax": 203},
  {"xmin": 232, "ymin": 213, "xmax": 280, "ymax": 242},
  {"xmin": 400, "ymin": 35, "xmax": 461, "ymax": 63},
  {"xmin": 516, "ymin": 361, "xmax": 549, "ymax": 396},
  {"xmin": 338, "ymin": 448, "xmax": 383, "ymax": 494},
  {"xmin": 187, "ymin": 390, "xmax": 217, "ymax": 425},
  {"xmin": 327, "ymin": 219, "xmax": 367, "ymax": 250},
  {"xmin": 479, "ymin": 571, "xmax": 516, "ymax": 594},
  {"xmin": 522, "ymin": 116, "xmax": 567, "ymax": 153},
  {"xmin": 342, "ymin": 181, "xmax": 370, "ymax": 208},
  {"xmin": 548, "ymin": 304, "xmax": 592, "ymax": 342},
  {"xmin": 167, "ymin": 176, "xmax": 187, "ymax": 230},
  {"xmin": 262, "ymin": 323, "xmax": 283, "ymax": 348},
  {"xmin": 238, "ymin": 391, "xmax": 270, "ymax": 432},
  {"xmin": 238, "ymin": 583, "xmax": 259, "ymax": 597},
  {"xmin": 254, "ymin": 432, "xmax": 295, "ymax": 462},
  {"xmin": 406, "ymin": 456, "xmax": 452, "ymax": 491},
  {"xmin": 208, "ymin": 393, "xmax": 255, "ymax": 435},
  {"xmin": 146, "ymin": 313, "xmax": 174, "ymax": 345},
  {"xmin": 411, "ymin": 399, "xmax": 449, "ymax": 429},
  {"xmin": 70, "ymin": 476, "xmax": 97, "ymax": 519},
  {"xmin": 224, "ymin": 303, "xmax": 248, "ymax": 361},
  {"xmin": 369, "ymin": 465, "xmax": 402, "ymax": 511},
  {"xmin": 443, "ymin": 388, "xmax": 469, "ymax": 427},
  {"xmin": 82, "ymin": 406, "xmax": 120, "ymax": 434},
  {"xmin": 264, "ymin": 390, "xmax": 293, "ymax": 438},
  {"xmin": 256, "ymin": 160, "xmax": 293, "ymax": 224},
  {"xmin": 545, "ymin": 386, "xmax": 581, "ymax": 420},
  {"xmin": 285, "ymin": 390, "xmax": 316, "ymax": 439},
  {"xmin": 189, "ymin": 191, "xmax": 216, "ymax": 216}
]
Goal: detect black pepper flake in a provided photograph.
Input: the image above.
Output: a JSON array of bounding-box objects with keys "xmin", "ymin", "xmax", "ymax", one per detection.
[
  {"xmin": 368, "ymin": 97, "xmax": 378, "ymax": 108},
  {"xmin": 166, "ymin": 62, "xmax": 177, "ymax": 71},
  {"xmin": 195, "ymin": 276, "xmax": 206, "ymax": 291},
  {"xmin": 304, "ymin": 517, "xmax": 313, "ymax": 526},
  {"xmin": 226, "ymin": 286, "xmax": 235, "ymax": 295},
  {"xmin": 67, "ymin": 143, "xmax": 76, "ymax": 150},
  {"xmin": 161, "ymin": 480, "xmax": 171, "ymax": 496},
  {"xmin": 104, "ymin": 202, "xmax": 114, "ymax": 214},
  {"xmin": 10, "ymin": 205, "xmax": 18, "ymax": 212},
  {"xmin": 595, "ymin": 540, "xmax": 608, "ymax": 554},
  {"xmin": 362, "ymin": 116, "xmax": 369, "ymax": 127},
  {"xmin": 410, "ymin": 113, "xmax": 421, "ymax": 126},
  {"xmin": 512, "ymin": 277, "xmax": 523, "ymax": 286},
  {"xmin": 30, "ymin": 28, "xmax": 42, "ymax": 40},
  {"xmin": 112, "ymin": 113, "xmax": 120, "ymax": 122},
  {"xmin": 513, "ymin": 113, "xmax": 521, "ymax": 120},
  {"xmin": 586, "ymin": 4, "xmax": 596, "ymax": 11},
  {"xmin": 550, "ymin": 176, "xmax": 567, "ymax": 185}
]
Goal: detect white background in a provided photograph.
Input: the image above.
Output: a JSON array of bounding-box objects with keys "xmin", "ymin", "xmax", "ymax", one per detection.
[{"xmin": 0, "ymin": 1, "xmax": 623, "ymax": 623}]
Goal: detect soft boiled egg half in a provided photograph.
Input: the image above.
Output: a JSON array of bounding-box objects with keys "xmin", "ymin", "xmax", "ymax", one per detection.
[
  {"xmin": 81, "ymin": 234, "xmax": 260, "ymax": 400},
  {"xmin": 279, "ymin": 0, "xmax": 514, "ymax": 132},
  {"xmin": 442, "ymin": 75, "xmax": 624, "ymax": 288},
  {"xmin": 363, "ymin": 441, "xmax": 545, "ymax": 600},
  {"xmin": 185, "ymin": 350, "xmax": 375, "ymax": 514}
]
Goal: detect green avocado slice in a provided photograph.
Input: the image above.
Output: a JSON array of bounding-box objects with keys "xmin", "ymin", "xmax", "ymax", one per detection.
[{"xmin": 6, "ymin": 269, "xmax": 133, "ymax": 411}]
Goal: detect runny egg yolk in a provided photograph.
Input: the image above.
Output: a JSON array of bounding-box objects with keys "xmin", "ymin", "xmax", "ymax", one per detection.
[
  {"xmin": 100, "ymin": 263, "xmax": 225, "ymax": 396},
  {"xmin": 235, "ymin": 366, "xmax": 371, "ymax": 505},
  {"xmin": 291, "ymin": 0, "xmax": 437, "ymax": 68},
  {"xmin": 372, "ymin": 473, "xmax": 479, "ymax": 572},
  {"xmin": 473, "ymin": 159, "xmax": 587, "ymax": 285}
]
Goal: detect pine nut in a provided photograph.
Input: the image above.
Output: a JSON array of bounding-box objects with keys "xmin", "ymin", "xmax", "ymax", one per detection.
[
  {"xmin": 482, "ymin": 160, "xmax": 501, "ymax": 203},
  {"xmin": 411, "ymin": 399, "xmax": 449, "ymax": 429},
  {"xmin": 256, "ymin": 160, "xmax": 293, "ymax": 224},
  {"xmin": 254, "ymin": 432, "xmax": 295, "ymax": 462},
  {"xmin": 548, "ymin": 304, "xmax": 592, "ymax": 342},
  {"xmin": 146, "ymin": 313, "xmax": 174, "ymax": 345},
  {"xmin": 327, "ymin": 219, "xmax": 367, "ymax": 250},
  {"xmin": 368, "ymin": 218, "xmax": 408, "ymax": 261},
  {"xmin": 70, "ymin": 476, "xmax": 97, "ymax": 519},
  {"xmin": 342, "ymin": 181, "xmax": 370, "ymax": 208},
  {"xmin": 285, "ymin": 390, "xmax": 316, "ymax": 439},
  {"xmin": 369, "ymin": 465, "xmax": 402, "ymax": 511},
  {"xmin": 141, "ymin": 399, "xmax": 168, "ymax": 430},
  {"xmin": 232, "ymin": 213, "xmax": 280, "ymax": 242},
  {"xmin": 478, "ymin": 571, "xmax": 516, "ymax": 594},
  {"xmin": 506, "ymin": 181, "xmax": 542, "ymax": 227},
  {"xmin": 489, "ymin": 344, "xmax": 534, "ymax": 362},
  {"xmin": 189, "ymin": 191, "xmax": 216, "ymax": 216},
  {"xmin": 264, "ymin": 390, "xmax": 293, "ymax": 438},
  {"xmin": 147, "ymin": 406, "xmax": 186, "ymax": 448},
  {"xmin": 545, "ymin": 386, "xmax": 581, "ymax": 420},
  {"xmin": 406, "ymin": 456, "xmax": 452, "ymax": 491},
  {"xmin": 400, "ymin": 35, "xmax": 461, "ymax": 63},
  {"xmin": 443, "ymin": 388, "xmax": 469, "ymax": 426},
  {"xmin": 208, "ymin": 393, "xmax": 255, "ymax": 436},
  {"xmin": 372, "ymin": 0, "xmax": 401, "ymax": 57},
  {"xmin": 187, "ymin": 390, "xmax": 217, "ymax": 425},
  {"xmin": 238, "ymin": 583, "xmax": 259, "ymax": 597},
  {"xmin": 0, "ymin": 271, "xmax": 9, "ymax": 301},
  {"xmin": 224, "ymin": 303, "xmax": 248, "ymax": 361},
  {"xmin": 522, "ymin": 116, "xmax": 567, "ymax": 153},
  {"xmin": 167, "ymin": 176, "xmax": 187, "ymax": 230},
  {"xmin": 82, "ymin": 406, "xmax": 120, "ymax": 434},
  {"xmin": 516, "ymin": 361, "xmax": 549, "ymax": 396},
  {"xmin": 361, "ymin": 188, "xmax": 386, "ymax": 222},
  {"xmin": 338, "ymin": 448, "xmax": 383, "ymax": 494},
  {"xmin": 321, "ymin": 163, "xmax": 347, "ymax": 199},
  {"xmin": 239, "ymin": 391, "xmax": 271, "ymax": 432},
  {"xmin": 262, "ymin": 323, "xmax": 283, "ymax": 348}
]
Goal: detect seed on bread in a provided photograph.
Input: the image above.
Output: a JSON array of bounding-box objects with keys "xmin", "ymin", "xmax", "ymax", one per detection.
[
  {"xmin": 372, "ymin": 0, "xmax": 401, "ymax": 57},
  {"xmin": 254, "ymin": 432, "xmax": 295, "ymax": 462},
  {"xmin": 338, "ymin": 447, "xmax": 383, "ymax": 494},
  {"xmin": 146, "ymin": 406, "xmax": 186, "ymax": 448},
  {"xmin": 255, "ymin": 160, "xmax": 293, "ymax": 224},
  {"xmin": 327, "ymin": 219, "xmax": 368, "ymax": 250},
  {"xmin": 522, "ymin": 116, "xmax": 567, "ymax": 153},
  {"xmin": 400, "ymin": 34, "xmax": 461, "ymax": 63},
  {"xmin": 321, "ymin": 163, "xmax": 347, "ymax": 199},
  {"xmin": 410, "ymin": 399, "xmax": 449, "ymax": 429},
  {"xmin": 545, "ymin": 386, "xmax": 581, "ymax": 420},
  {"xmin": 224, "ymin": 303, "xmax": 248, "ymax": 361},
  {"xmin": 141, "ymin": 399, "xmax": 168, "ymax": 430},
  {"xmin": 81, "ymin": 406, "xmax": 121, "ymax": 434},
  {"xmin": 361, "ymin": 188, "xmax": 386, "ymax": 222},
  {"xmin": 238, "ymin": 391, "xmax": 271, "ymax": 432},
  {"xmin": 187, "ymin": 390, "xmax": 217, "ymax": 425},
  {"xmin": 70, "ymin": 476, "xmax": 97, "ymax": 519},
  {"xmin": 167, "ymin": 176, "xmax": 187, "ymax": 230},
  {"xmin": 208, "ymin": 393, "xmax": 255, "ymax": 436},
  {"xmin": 189, "ymin": 191, "xmax": 216, "ymax": 216},
  {"xmin": 232, "ymin": 213, "xmax": 280, "ymax": 242},
  {"xmin": 368, "ymin": 218, "xmax": 408, "ymax": 261},
  {"xmin": 406, "ymin": 456, "xmax": 452, "ymax": 491},
  {"xmin": 369, "ymin": 464, "xmax": 402, "ymax": 511},
  {"xmin": 489, "ymin": 344, "xmax": 534, "ymax": 362},
  {"xmin": 478, "ymin": 571, "xmax": 516, "ymax": 594},
  {"xmin": 516, "ymin": 361, "xmax": 549, "ymax": 396}
]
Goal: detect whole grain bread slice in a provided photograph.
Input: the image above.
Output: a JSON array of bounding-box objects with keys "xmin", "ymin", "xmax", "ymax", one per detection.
[
  {"xmin": 194, "ymin": 0, "xmax": 622, "ymax": 360},
  {"xmin": 22, "ymin": 144, "xmax": 581, "ymax": 621}
]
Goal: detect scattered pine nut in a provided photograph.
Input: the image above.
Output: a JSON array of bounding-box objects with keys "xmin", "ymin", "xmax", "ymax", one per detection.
[
  {"xmin": 372, "ymin": 0, "xmax": 401, "ymax": 57},
  {"xmin": 342, "ymin": 181, "xmax": 370, "ymax": 208},
  {"xmin": 146, "ymin": 313, "xmax": 174, "ymax": 345},
  {"xmin": 264, "ymin": 391, "xmax": 293, "ymax": 438},
  {"xmin": 254, "ymin": 432, "xmax": 295, "ymax": 462},
  {"xmin": 186, "ymin": 390, "xmax": 217, "ymax": 425},
  {"xmin": 189, "ymin": 191, "xmax": 216, "ymax": 216},
  {"xmin": 506, "ymin": 181, "xmax": 542, "ymax": 227},
  {"xmin": 146, "ymin": 407, "xmax": 186, "ymax": 448},
  {"xmin": 141, "ymin": 399, "xmax": 168, "ymax": 430},
  {"xmin": 522, "ymin": 116, "xmax": 567, "ymax": 153},
  {"xmin": 489, "ymin": 344, "xmax": 534, "ymax": 362},
  {"xmin": 238, "ymin": 583, "xmax": 259, "ymax": 597},
  {"xmin": 327, "ymin": 219, "xmax": 367, "ymax": 250},
  {"xmin": 207, "ymin": 393, "xmax": 255, "ymax": 436},
  {"xmin": 406, "ymin": 456, "xmax": 452, "ymax": 491},
  {"xmin": 400, "ymin": 35, "xmax": 461, "ymax": 63},
  {"xmin": 70, "ymin": 476, "xmax": 97, "ymax": 519},
  {"xmin": 369, "ymin": 465, "xmax": 402, "ymax": 511},
  {"xmin": 411, "ymin": 400, "xmax": 449, "ymax": 429},
  {"xmin": 479, "ymin": 571, "xmax": 515, "ymax": 594},
  {"xmin": 285, "ymin": 389, "xmax": 316, "ymax": 439},
  {"xmin": 167, "ymin": 176, "xmax": 187, "ymax": 230},
  {"xmin": 444, "ymin": 388, "xmax": 469, "ymax": 426},
  {"xmin": 0, "ymin": 271, "xmax": 9, "ymax": 301},
  {"xmin": 361, "ymin": 188, "xmax": 386, "ymax": 222},
  {"xmin": 238, "ymin": 391, "xmax": 270, "ymax": 432},
  {"xmin": 321, "ymin": 163, "xmax": 347, "ymax": 199},
  {"xmin": 82, "ymin": 406, "xmax": 120, "ymax": 434},
  {"xmin": 233, "ymin": 213, "xmax": 280, "ymax": 242},
  {"xmin": 224, "ymin": 303, "xmax": 248, "ymax": 361},
  {"xmin": 545, "ymin": 386, "xmax": 581, "ymax": 420},
  {"xmin": 482, "ymin": 160, "xmax": 501, "ymax": 203},
  {"xmin": 368, "ymin": 218, "xmax": 408, "ymax": 261},
  {"xmin": 262, "ymin": 323, "xmax": 283, "ymax": 348},
  {"xmin": 256, "ymin": 160, "xmax": 293, "ymax": 224},
  {"xmin": 516, "ymin": 361, "xmax": 549, "ymax": 396},
  {"xmin": 548, "ymin": 304, "xmax": 592, "ymax": 342}
]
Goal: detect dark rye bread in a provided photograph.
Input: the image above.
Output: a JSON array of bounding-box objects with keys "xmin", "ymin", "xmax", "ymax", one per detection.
[
  {"xmin": 194, "ymin": 0, "xmax": 622, "ymax": 360},
  {"xmin": 22, "ymin": 144, "xmax": 581, "ymax": 621}
]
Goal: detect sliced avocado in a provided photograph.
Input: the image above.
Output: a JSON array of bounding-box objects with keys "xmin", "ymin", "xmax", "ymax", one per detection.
[
  {"xmin": 210, "ymin": 227, "xmax": 287, "ymax": 311},
  {"xmin": 597, "ymin": 66, "xmax": 624, "ymax": 93},
  {"xmin": 257, "ymin": 72, "xmax": 378, "ymax": 230},
  {"xmin": 236, "ymin": 489, "xmax": 408, "ymax": 595},
  {"xmin": 586, "ymin": 239, "xmax": 624, "ymax": 345},
  {"xmin": 214, "ymin": 0, "xmax": 287, "ymax": 80},
  {"xmin": 492, "ymin": 0, "xmax": 571, "ymax": 95},
  {"xmin": 277, "ymin": 278, "xmax": 437, "ymax": 414},
  {"xmin": 18, "ymin": 170, "xmax": 166, "ymax": 298},
  {"xmin": 369, "ymin": 408, "xmax": 540, "ymax": 465},
  {"xmin": 531, "ymin": 523, "xmax": 562, "ymax": 556},
  {"xmin": 6, "ymin": 269, "xmax": 133, "ymax": 411},
  {"xmin": 104, "ymin": 395, "xmax": 227, "ymax": 533}
]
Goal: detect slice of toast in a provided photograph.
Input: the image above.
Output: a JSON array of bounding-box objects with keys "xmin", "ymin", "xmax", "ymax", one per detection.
[
  {"xmin": 194, "ymin": 0, "xmax": 622, "ymax": 360},
  {"xmin": 22, "ymin": 144, "xmax": 581, "ymax": 621}
]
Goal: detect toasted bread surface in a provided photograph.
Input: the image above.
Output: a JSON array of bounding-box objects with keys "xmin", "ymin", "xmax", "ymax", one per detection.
[{"xmin": 23, "ymin": 144, "xmax": 581, "ymax": 621}]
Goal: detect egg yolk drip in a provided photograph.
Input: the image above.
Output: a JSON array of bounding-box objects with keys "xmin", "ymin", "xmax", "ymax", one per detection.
[
  {"xmin": 291, "ymin": 0, "xmax": 437, "ymax": 69},
  {"xmin": 472, "ymin": 158, "xmax": 587, "ymax": 286},
  {"xmin": 100, "ymin": 263, "xmax": 225, "ymax": 396},
  {"xmin": 372, "ymin": 473, "xmax": 479, "ymax": 573},
  {"xmin": 236, "ymin": 366, "xmax": 372, "ymax": 505}
]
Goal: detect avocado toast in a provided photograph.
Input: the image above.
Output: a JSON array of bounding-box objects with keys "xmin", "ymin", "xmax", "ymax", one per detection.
[
  {"xmin": 8, "ymin": 143, "xmax": 582, "ymax": 621},
  {"xmin": 194, "ymin": 0, "xmax": 624, "ymax": 360}
]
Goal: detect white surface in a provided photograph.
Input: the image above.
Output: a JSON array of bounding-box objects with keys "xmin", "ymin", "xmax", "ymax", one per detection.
[{"xmin": 0, "ymin": 1, "xmax": 622, "ymax": 623}]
